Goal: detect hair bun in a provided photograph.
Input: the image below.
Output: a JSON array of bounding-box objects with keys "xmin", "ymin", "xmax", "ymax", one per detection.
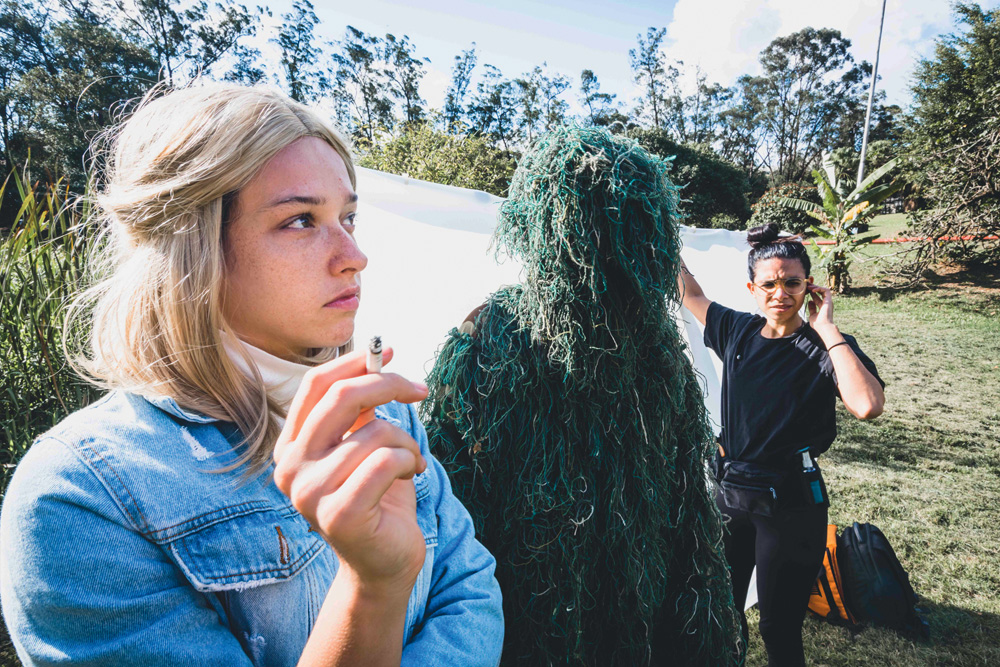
[{"xmin": 746, "ymin": 222, "xmax": 781, "ymax": 249}]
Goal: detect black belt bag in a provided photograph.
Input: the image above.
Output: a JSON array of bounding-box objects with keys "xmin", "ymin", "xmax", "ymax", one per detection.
[
  {"xmin": 718, "ymin": 456, "xmax": 830, "ymax": 516},
  {"xmin": 719, "ymin": 460, "xmax": 789, "ymax": 517}
]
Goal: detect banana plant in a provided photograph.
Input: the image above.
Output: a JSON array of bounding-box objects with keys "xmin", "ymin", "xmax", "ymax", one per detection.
[{"xmin": 778, "ymin": 153, "xmax": 904, "ymax": 292}]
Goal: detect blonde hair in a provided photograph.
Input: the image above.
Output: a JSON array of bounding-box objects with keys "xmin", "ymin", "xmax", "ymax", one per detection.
[{"xmin": 68, "ymin": 81, "xmax": 355, "ymax": 477}]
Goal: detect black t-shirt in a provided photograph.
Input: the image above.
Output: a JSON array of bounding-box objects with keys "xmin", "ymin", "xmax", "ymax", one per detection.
[{"xmin": 704, "ymin": 301, "xmax": 885, "ymax": 468}]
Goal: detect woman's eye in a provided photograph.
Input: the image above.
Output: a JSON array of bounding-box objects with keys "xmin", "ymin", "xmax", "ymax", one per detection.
[
  {"xmin": 285, "ymin": 214, "xmax": 313, "ymax": 229},
  {"xmin": 343, "ymin": 213, "xmax": 357, "ymax": 230},
  {"xmin": 785, "ymin": 280, "xmax": 803, "ymax": 288},
  {"xmin": 761, "ymin": 281, "xmax": 777, "ymax": 290}
]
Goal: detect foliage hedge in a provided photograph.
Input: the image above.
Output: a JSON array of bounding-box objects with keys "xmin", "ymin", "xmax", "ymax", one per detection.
[
  {"xmin": 748, "ymin": 182, "xmax": 822, "ymax": 234},
  {"xmin": 358, "ymin": 122, "xmax": 518, "ymax": 197},
  {"xmin": 630, "ymin": 129, "xmax": 752, "ymax": 228}
]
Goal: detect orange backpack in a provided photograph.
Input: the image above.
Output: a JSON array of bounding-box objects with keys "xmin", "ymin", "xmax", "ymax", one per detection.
[{"xmin": 808, "ymin": 524, "xmax": 857, "ymax": 626}]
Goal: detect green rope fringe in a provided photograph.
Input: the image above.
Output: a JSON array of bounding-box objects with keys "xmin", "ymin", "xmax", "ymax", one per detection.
[{"xmin": 422, "ymin": 126, "xmax": 744, "ymax": 666}]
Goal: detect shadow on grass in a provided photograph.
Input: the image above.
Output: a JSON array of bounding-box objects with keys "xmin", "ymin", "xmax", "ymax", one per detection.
[
  {"xmin": 831, "ymin": 414, "xmax": 1000, "ymax": 474},
  {"xmin": 847, "ymin": 262, "xmax": 1000, "ymax": 304},
  {"xmin": 923, "ymin": 262, "xmax": 1000, "ymax": 290},
  {"xmin": 919, "ymin": 600, "xmax": 1000, "ymax": 654},
  {"xmin": 844, "ymin": 284, "xmax": 906, "ymax": 302},
  {"xmin": 796, "ymin": 601, "xmax": 1000, "ymax": 666},
  {"xmin": 828, "ymin": 417, "xmax": 922, "ymax": 471}
]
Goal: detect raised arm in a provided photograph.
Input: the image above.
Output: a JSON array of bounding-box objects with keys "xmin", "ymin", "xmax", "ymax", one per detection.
[
  {"xmin": 677, "ymin": 258, "xmax": 713, "ymax": 326},
  {"xmin": 807, "ymin": 286, "xmax": 885, "ymax": 420}
]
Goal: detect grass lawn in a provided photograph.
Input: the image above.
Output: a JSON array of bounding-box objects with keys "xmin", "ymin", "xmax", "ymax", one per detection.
[
  {"xmin": 867, "ymin": 212, "xmax": 911, "ymax": 239},
  {"xmin": 2, "ymin": 216, "xmax": 997, "ymax": 666}
]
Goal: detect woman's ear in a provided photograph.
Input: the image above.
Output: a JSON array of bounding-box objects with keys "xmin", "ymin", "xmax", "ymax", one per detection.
[{"xmin": 746, "ymin": 281, "xmax": 755, "ymax": 295}]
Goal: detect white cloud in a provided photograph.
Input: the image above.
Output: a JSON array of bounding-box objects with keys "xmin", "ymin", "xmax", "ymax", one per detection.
[{"xmin": 664, "ymin": 0, "xmax": 970, "ymax": 106}]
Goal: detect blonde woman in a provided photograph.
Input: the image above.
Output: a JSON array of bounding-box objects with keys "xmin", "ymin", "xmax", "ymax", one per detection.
[{"xmin": 0, "ymin": 82, "xmax": 503, "ymax": 667}]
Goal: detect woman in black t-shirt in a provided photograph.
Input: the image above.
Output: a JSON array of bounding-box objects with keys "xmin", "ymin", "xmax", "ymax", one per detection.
[{"xmin": 678, "ymin": 223, "xmax": 885, "ymax": 667}]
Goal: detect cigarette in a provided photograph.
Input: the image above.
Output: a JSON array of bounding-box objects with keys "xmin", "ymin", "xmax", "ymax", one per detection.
[
  {"xmin": 348, "ymin": 336, "xmax": 383, "ymax": 436},
  {"xmin": 366, "ymin": 335, "xmax": 383, "ymax": 374}
]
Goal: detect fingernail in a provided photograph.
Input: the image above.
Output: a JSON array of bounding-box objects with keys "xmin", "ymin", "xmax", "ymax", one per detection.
[{"xmin": 413, "ymin": 381, "xmax": 428, "ymax": 392}]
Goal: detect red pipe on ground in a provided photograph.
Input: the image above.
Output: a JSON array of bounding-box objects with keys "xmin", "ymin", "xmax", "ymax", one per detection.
[{"xmin": 804, "ymin": 235, "xmax": 1000, "ymax": 245}]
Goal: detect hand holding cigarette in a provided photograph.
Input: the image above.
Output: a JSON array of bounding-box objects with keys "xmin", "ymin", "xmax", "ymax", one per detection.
[{"xmin": 271, "ymin": 341, "xmax": 429, "ymax": 594}]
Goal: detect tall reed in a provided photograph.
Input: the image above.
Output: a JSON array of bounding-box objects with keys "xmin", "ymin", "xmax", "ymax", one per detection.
[{"xmin": 1, "ymin": 170, "xmax": 102, "ymax": 497}]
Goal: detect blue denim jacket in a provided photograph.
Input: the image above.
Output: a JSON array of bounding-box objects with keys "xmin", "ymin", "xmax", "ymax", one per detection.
[{"xmin": 0, "ymin": 391, "xmax": 503, "ymax": 666}]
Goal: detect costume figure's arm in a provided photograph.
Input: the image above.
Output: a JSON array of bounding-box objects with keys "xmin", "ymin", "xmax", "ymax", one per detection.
[
  {"xmin": 401, "ymin": 403, "xmax": 504, "ymax": 667},
  {"xmin": 0, "ymin": 439, "xmax": 254, "ymax": 667},
  {"xmin": 677, "ymin": 258, "xmax": 712, "ymax": 325}
]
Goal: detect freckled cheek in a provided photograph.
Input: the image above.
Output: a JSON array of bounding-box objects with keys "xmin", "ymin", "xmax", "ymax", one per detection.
[{"xmin": 225, "ymin": 244, "xmax": 293, "ymax": 304}]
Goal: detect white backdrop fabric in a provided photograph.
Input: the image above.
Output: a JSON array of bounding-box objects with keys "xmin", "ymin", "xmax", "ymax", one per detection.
[
  {"xmin": 353, "ymin": 166, "xmax": 757, "ymax": 434},
  {"xmin": 353, "ymin": 167, "xmax": 761, "ymax": 610}
]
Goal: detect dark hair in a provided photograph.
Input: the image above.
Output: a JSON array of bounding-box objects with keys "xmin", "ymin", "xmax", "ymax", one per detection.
[{"xmin": 746, "ymin": 222, "xmax": 811, "ymax": 281}]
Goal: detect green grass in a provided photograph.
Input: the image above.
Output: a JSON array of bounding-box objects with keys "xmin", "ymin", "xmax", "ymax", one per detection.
[{"xmin": 867, "ymin": 212, "xmax": 912, "ymax": 239}]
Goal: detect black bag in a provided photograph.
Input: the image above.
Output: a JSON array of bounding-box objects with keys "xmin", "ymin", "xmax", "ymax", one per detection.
[
  {"xmin": 718, "ymin": 460, "xmax": 788, "ymax": 517},
  {"xmin": 837, "ymin": 522, "xmax": 930, "ymax": 639}
]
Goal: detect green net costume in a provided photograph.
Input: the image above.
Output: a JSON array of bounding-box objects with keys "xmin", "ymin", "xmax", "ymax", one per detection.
[{"xmin": 421, "ymin": 126, "xmax": 743, "ymax": 666}]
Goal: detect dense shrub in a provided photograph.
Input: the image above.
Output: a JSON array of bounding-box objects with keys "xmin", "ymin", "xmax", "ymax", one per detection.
[
  {"xmin": 358, "ymin": 122, "xmax": 518, "ymax": 197},
  {"xmin": 748, "ymin": 182, "xmax": 822, "ymax": 234},
  {"xmin": 630, "ymin": 129, "xmax": 752, "ymax": 227},
  {"xmin": 898, "ymin": 4, "xmax": 1000, "ymax": 274},
  {"xmin": 708, "ymin": 213, "xmax": 743, "ymax": 231}
]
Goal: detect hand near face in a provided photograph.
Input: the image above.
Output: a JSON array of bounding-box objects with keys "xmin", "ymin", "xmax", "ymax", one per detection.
[
  {"xmin": 273, "ymin": 348, "xmax": 430, "ymax": 595},
  {"xmin": 806, "ymin": 284, "xmax": 835, "ymax": 331}
]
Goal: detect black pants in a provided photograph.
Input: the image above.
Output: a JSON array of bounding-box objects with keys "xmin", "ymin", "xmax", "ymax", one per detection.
[{"xmin": 716, "ymin": 486, "xmax": 827, "ymax": 667}]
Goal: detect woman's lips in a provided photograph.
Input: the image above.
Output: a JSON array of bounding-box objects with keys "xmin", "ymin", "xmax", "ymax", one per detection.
[{"xmin": 325, "ymin": 289, "xmax": 360, "ymax": 310}]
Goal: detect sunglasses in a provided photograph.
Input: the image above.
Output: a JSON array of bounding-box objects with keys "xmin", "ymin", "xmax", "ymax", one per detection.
[{"xmin": 753, "ymin": 278, "xmax": 808, "ymax": 296}]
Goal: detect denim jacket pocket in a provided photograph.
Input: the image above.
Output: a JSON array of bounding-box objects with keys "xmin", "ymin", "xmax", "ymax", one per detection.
[{"xmin": 166, "ymin": 503, "xmax": 327, "ymax": 593}]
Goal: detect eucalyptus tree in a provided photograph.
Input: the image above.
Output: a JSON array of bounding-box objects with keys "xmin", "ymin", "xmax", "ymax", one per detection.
[
  {"xmin": 273, "ymin": 0, "xmax": 326, "ymax": 103},
  {"xmin": 579, "ymin": 69, "xmax": 617, "ymax": 126},
  {"xmin": 716, "ymin": 75, "xmax": 768, "ymax": 178},
  {"xmin": 683, "ymin": 68, "xmax": 731, "ymax": 146},
  {"xmin": 112, "ymin": 0, "xmax": 258, "ymax": 83},
  {"xmin": 383, "ymin": 33, "xmax": 428, "ymax": 125},
  {"xmin": 331, "ymin": 26, "xmax": 394, "ymax": 145},
  {"xmin": 0, "ymin": 0, "xmax": 157, "ymax": 188},
  {"xmin": 747, "ymin": 27, "xmax": 869, "ymax": 183},
  {"xmin": 514, "ymin": 64, "xmax": 568, "ymax": 142},
  {"xmin": 628, "ymin": 27, "xmax": 680, "ymax": 131},
  {"xmin": 443, "ymin": 45, "xmax": 476, "ymax": 132},
  {"xmin": 538, "ymin": 67, "xmax": 569, "ymax": 131},
  {"xmin": 467, "ymin": 64, "xmax": 517, "ymax": 151},
  {"xmin": 513, "ymin": 67, "xmax": 543, "ymax": 143}
]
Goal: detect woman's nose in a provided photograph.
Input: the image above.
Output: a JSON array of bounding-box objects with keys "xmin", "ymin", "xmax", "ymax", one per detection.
[{"xmin": 329, "ymin": 229, "xmax": 368, "ymax": 275}]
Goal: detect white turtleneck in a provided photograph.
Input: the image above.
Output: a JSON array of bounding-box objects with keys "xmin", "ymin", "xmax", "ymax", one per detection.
[{"xmin": 222, "ymin": 331, "xmax": 317, "ymax": 413}]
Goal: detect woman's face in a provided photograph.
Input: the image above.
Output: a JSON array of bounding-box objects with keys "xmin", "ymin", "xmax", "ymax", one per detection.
[
  {"xmin": 747, "ymin": 257, "xmax": 813, "ymax": 324},
  {"xmin": 222, "ymin": 137, "xmax": 367, "ymax": 359}
]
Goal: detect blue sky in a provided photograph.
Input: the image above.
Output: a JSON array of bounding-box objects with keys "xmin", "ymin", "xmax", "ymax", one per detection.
[{"xmin": 260, "ymin": 0, "xmax": 1000, "ymax": 112}]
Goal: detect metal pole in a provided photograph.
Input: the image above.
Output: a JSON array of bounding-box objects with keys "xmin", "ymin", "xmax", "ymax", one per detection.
[{"xmin": 858, "ymin": 0, "xmax": 887, "ymax": 185}]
